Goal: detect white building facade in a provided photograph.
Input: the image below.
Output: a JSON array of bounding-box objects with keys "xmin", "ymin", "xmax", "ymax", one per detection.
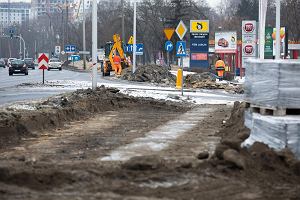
[{"xmin": 0, "ymin": 2, "xmax": 30, "ymax": 29}]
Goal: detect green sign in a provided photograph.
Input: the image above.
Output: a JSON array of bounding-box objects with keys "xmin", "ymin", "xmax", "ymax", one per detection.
[{"xmin": 265, "ymin": 27, "xmax": 273, "ymax": 59}]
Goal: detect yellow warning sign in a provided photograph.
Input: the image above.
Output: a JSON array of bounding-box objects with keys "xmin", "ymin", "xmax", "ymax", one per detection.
[
  {"xmin": 175, "ymin": 21, "xmax": 187, "ymax": 40},
  {"xmin": 190, "ymin": 20, "xmax": 209, "ymax": 33},
  {"xmin": 164, "ymin": 28, "xmax": 175, "ymax": 40},
  {"xmin": 128, "ymin": 36, "xmax": 134, "ymax": 44}
]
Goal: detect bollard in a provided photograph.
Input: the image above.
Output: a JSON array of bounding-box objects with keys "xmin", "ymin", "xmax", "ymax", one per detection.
[{"xmin": 176, "ymin": 69, "xmax": 183, "ymax": 89}]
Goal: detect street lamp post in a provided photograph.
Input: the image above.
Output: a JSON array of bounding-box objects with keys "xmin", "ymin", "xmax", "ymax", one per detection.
[
  {"xmin": 132, "ymin": 1, "xmax": 137, "ymax": 73},
  {"xmin": 258, "ymin": 0, "xmax": 268, "ymax": 59},
  {"xmin": 92, "ymin": 0, "xmax": 97, "ymax": 90},
  {"xmin": 83, "ymin": 0, "xmax": 87, "ymax": 70},
  {"xmin": 275, "ymin": 0, "xmax": 281, "ymax": 59}
]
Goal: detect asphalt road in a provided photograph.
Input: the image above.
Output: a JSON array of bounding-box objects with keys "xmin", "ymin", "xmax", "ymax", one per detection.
[{"xmin": 0, "ymin": 67, "xmax": 94, "ymax": 105}]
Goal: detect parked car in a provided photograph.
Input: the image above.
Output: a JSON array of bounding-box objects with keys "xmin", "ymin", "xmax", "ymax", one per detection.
[
  {"xmin": 48, "ymin": 58, "xmax": 62, "ymax": 71},
  {"xmin": 9, "ymin": 59, "xmax": 28, "ymax": 76},
  {"xmin": 24, "ymin": 58, "xmax": 35, "ymax": 69},
  {"xmin": 0, "ymin": 59, "xmax": 5, "ymax": 68}
]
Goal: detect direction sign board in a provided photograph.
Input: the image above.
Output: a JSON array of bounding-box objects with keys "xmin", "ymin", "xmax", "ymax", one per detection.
[
  {"xmin": 175, "ymin": 20, "xmax": 187, "ymax": 40},
  {"xmin": 125, "ymin": 43, "xmax": 144, "ymax": 55},
  {"xmin": 38, "ymin": 53, "xmax": 49, "ymax": 70},
  {"xmin": 79, "ymin": 51, "xmax": 90, "ymax": 55},
  {"xmin": 165, "ymin": 41, "xmax": 174, "ymax": 52},
  {"xmin": 65, "ymin": 45, "xmax": 76, "ymax": 53},
  {"xmin": 190, "ymin": 20, "xmax": 209, "ymax": 33},
  {"xmin": 176, "ymin": 41, "xmax": 187, "ymax": 57},
  {"xmin": 70, "ymin": 55, "xmax": 80, "ymax": 61},
  {"xmin": 164, "ymin": 28, "xmax": 175, "ymax": 40}
]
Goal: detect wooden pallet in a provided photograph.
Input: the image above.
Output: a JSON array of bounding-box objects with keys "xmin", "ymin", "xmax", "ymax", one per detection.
[{"xmin": 245, "ymin": 102, "xmax": 300, "ymax": 116}]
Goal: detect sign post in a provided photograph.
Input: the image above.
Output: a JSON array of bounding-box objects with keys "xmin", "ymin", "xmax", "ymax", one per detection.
[
  {"xmin": 38, "ymin": 53, "xmax": 49, "ymax": 84},
  {"xmin": 175, "ymin": 20, "xmax": 187, "ymax": 96},
  {"xmin": 164, "ymin": 28, "xmax": 175, "ymax": 66}
]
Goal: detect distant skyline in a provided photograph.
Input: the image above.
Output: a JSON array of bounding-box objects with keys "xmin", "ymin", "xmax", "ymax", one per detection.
[{"xmin": 1, "ymin": 0, "xmax": 222, "ymax": 7}]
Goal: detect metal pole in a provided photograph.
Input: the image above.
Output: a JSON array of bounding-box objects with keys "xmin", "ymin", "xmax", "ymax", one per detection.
[
  {"xmin": 132, "ymin": 1, "xmax": 137, "ymax": 73},
  {"xmin": 181, "ymin": 57, "xmax": 183, "ymax": 96},
  {"xmin": 259, "ymin": 0, "xmax": 268, "ymax": 59},
  {"xmin": 121, "ymin": 0, "xmax": 125, "ymax": 44},
  {"xmin": 19, "ymin": 34, "xmax": 22, "ymax": 59},
  {"xmin": 83, "ymin": 0, "xmax": 87, "ymax": 70},
  {"xmin": 92, "ymin": 0, "xmax": 97, "ymax": 90},
  {"xmin": 275, "ymin": 0, "xmax": 281, "ymax": 59},
  {"xmin": 34, "ymin": 40, "xmax": 37, "ymax": 60}
]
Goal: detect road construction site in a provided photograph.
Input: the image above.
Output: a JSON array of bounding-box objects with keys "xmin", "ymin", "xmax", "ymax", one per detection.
[{"xmin": 0, "ymin": 62, "xmax": 300, "ymax": 199}]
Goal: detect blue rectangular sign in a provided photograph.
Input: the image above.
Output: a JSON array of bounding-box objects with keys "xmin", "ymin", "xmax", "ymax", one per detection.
[
  {"xmin": 190, "ymin": 38, "xmax": 209, "ymax": 52},
  {"xmin": 65, "ymin": 45, "xmax": 77, "ymax": 53},
  {"xmin": 125, "ymin": 44, "xmax": 144, "ymax": 56}
]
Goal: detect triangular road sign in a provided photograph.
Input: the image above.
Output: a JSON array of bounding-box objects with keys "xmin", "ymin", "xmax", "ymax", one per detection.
[
  {"xmin": 164, "ymin": 28, "xmax": 175, "ymax": 40},
  {"xmin": 128, "ymin": 36, "xmax": 134, "ymax": 44}
]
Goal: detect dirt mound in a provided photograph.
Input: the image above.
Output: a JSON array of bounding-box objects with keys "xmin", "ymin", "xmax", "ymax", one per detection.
[
  {"xmin": 213, "ymin": 101, "xmax": 300, "ymax": 175},
  {"xmin": 121, "ymin": 65, "xmax": 176, "ymax": 85},
  {"xmin": 0, "ymin": 86, "xmax": 189, "ymax": 150},
  {"xmin": 185, "ymin": 73, "xmax": 244, "ymax": 94}
]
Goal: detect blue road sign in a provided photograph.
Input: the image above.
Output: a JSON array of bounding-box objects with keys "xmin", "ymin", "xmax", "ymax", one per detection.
[
  {"xmin": 70, "ymin": 55, "xmax": 80, "ymax": 61},
  {"xmin": 65, "ymin": 45, "xmax": 77, "ymax": 53},
  {"xmin": 176, "ymin": 41, "xmax": 187, "ymax": 57},
  {"xmin": 165, "ymin": 41, "xmax": 174, "ymax": 52},
  {"xmin": 125, "ymin": 44, "xmax": 144, "ymax": 56},
  {"xmin": 136, "ymin": 43, "xmax": 144, "ymax": 55}
]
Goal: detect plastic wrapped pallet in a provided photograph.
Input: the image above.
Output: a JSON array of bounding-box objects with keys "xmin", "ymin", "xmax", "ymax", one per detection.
[
  {"xmin": 245, "ymin": 59, "xmax": 300, "ymax": 108},
  {"xmin": 243, "ymin": 112, "xmax": 300, "ymax": 159}
]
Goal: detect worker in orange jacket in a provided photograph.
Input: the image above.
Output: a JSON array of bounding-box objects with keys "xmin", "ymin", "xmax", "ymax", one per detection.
[
  {"xmin": 113, "ymin": 53, "xmax": 122, "ymax": 76},
  {"xmin": 215, "ymin": 57, "xmax": 226, "ymax": 81}
]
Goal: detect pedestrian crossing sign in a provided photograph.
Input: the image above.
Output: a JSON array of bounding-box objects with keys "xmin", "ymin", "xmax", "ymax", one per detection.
[
  {"xmin": 176, "ymin": 41, "xmax": 187, "ymax": 57},
  {"xmin": 128, "ymin": 36, "xmax": 134, "ymax": 44}
]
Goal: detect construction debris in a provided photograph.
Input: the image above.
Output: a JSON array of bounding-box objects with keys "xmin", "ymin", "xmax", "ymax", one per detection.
[{"xmin": 121, "ymin": 65, "xmax": 176, "ymax": 86}]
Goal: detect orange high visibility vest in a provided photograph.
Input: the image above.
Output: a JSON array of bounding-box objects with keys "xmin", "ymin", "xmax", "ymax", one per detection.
[{"xmin": 113, "ymin": 55, "xmax": 121, "ymax": 65}]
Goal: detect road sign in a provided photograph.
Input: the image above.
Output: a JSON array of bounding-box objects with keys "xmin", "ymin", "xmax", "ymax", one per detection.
[
  {"xmin": 38, "ymin": 53, "xmax": 49, "ymax": 70},
  {"xmin": 190, "ymin": 20, "xmax": 209, "ymax": 33},
  {"xmin": 61, "ymin": 51, "xmax": 65, "ymax": 55},
  {"xmin": 128, "ymin": 36, "xmax": 134, "ymax": 45},
  {"xmin": 65, "ymin": 45, "xmax": 76, "ymax": 53},
  {"xmin": 165, "ymin": 41, "xmax": 174, "ymax": 52},
  {"xmin": 164, "ymin": 28, "xmax": 175, "ymax": 40},
  {"xmin": 175, "ymin": 20, "xmax": 187, "ymax": 40},
  {"xmin": 55, "ymin": 46, "xmax": 61, "ymax": 55},
  {"xmin": 125, "ymin": 44, "xmax": 144, "ymax": 55},
  {"xmin": 70, "ymin": 55, "xmax": 80, "ymax": 61},
  {"xmin": 176, "ymin": 41, "xmax": 187, "ymax": 57},
  {"xmin": 136, "ymin": 43, "xmax": 144, "ymax": 55}
]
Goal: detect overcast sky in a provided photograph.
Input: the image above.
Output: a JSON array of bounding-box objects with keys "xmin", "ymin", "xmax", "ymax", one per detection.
[{"xmin": 2, "ymin": 0, "xmax": 222, "ymax": 7}]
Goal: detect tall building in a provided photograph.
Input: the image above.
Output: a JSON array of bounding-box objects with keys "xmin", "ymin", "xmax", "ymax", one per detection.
[
  {"xmin": 0, "ymin": 2, "xmax": 31, "ymax": 29},
  {"xmin": 31, "ymin": 0, "xmax": 76, "ymax": 20}
]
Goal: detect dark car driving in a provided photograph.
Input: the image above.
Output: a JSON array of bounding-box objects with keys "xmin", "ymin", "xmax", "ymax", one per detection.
[
  {"xmin": 24, "ymin": 58, "xmax": 35, "ymax": 69},
  {"xmin": 0, "ymin": 59, "xmax": 5, "ymax": 68},
  {"xmin": 9, "ymin": 59, "xmax": 28, "ymax": 76}
]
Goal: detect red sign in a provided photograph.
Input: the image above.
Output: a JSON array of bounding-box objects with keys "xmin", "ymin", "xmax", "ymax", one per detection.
[
  {"xmin": 244, "ymin": 23, "xmax": 255, "ymax": 33},
  {"xmin": 191, "ymin": 53, "xmax": 208, "ymax": 61},
  {"xmin": 244, "ymin": 45, "xmax": 254, "ymax": 55},
  {"xmin": 38, "ymin": 53, "xmax": 49, "ymax": 70}
]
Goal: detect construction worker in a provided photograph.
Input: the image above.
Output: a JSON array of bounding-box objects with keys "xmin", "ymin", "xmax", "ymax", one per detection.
[
  {"xmin": 215, "ymin": 57, "xmax": 226, "ymax": 81},
  {"xmin": 113, "ymin": 53, "xmax": 122, "ymax": 76}
]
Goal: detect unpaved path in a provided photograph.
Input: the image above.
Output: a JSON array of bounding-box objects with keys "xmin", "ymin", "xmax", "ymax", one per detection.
[{"xmin": 0, "ymin": 103, "xmax": 231, "ymax": 200}]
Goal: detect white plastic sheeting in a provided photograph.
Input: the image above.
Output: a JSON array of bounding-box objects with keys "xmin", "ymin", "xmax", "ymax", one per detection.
[
  {"xmin": 245, "ymin": 59, "xmax": 300, "ymax": 108},
  {"xmin": 243, "ymin": 110, "xmax": 300, "ymax": 159}
]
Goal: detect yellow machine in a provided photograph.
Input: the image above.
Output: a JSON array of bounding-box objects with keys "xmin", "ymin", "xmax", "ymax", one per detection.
[{"xmin": 102, "ymin": 34, "xmax": 130, "ymax": 76}]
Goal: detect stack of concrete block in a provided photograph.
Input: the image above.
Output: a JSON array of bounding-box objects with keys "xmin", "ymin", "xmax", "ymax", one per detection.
[{"xmin": 243, "ymin": 59, "xmax": 300, "ymax": 159}]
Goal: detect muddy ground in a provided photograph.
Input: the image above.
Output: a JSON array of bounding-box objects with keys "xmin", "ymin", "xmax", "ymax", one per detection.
[{"xmin": 0, "ymin": 88, "xmax": 299, "ymax": 200}]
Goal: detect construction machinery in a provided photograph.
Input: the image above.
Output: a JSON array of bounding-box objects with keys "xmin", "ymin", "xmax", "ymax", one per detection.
[{"xmin": 102, "ymin": 34, "xmax": 130, "ymax": 76}]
